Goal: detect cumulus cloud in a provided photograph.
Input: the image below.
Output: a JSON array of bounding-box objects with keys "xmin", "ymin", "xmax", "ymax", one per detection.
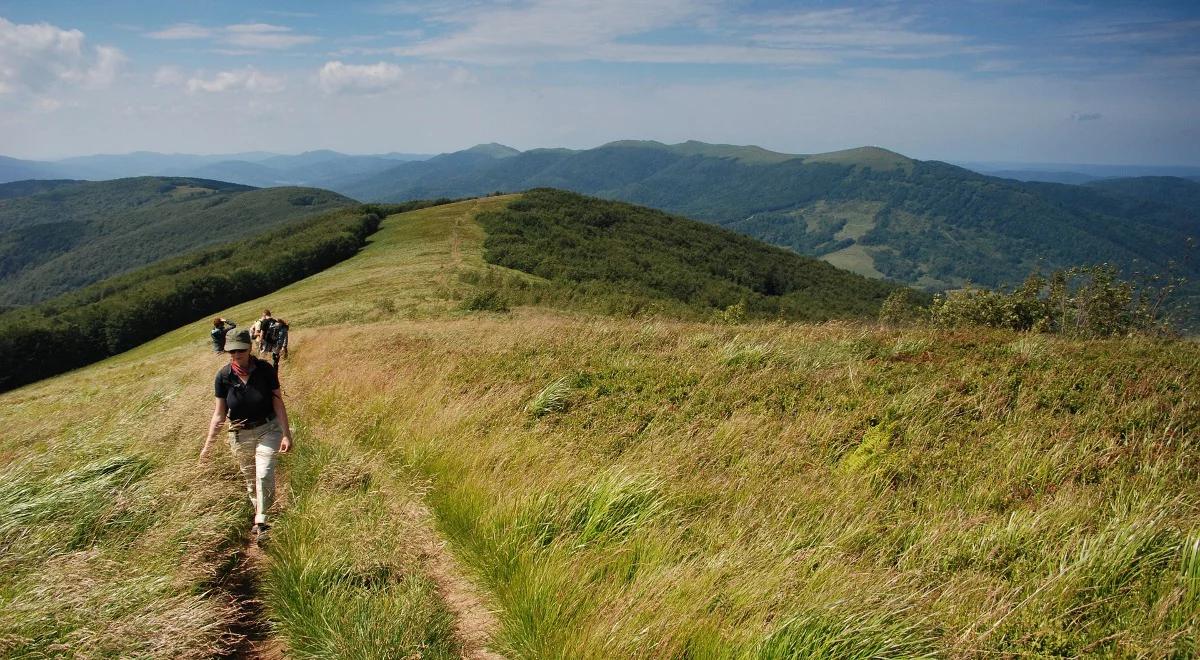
[
  {"xmin": 0, "ymin": 17, "xmax": 126, "ymax": 94},
  {"xmin": 318, "ymin": 61, "xmax": 406, "ymax": 94},
  {"xmin": 1070, "ymin": 112, "xmax": 1103, "ymax": 121},
  {"xmin": 186, "ymin": 68, "xmax": 285, "ymax": 94},
  {"xmin": 144, "ymin": 21, "xmax": 318, "ymax": 50}
]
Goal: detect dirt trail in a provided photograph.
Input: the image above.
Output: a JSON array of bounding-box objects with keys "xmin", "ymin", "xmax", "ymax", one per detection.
[
  {"xmin": 405, "ymin": 502, "xmax": 507, "ymax": 660},
  {"xmin": 218, "ymin": 539, "xmax": 286, "ymax": 659}
]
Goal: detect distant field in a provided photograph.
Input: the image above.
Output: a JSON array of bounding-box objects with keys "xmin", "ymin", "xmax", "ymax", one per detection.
[{"xmin": 2, "ymin": 196, "xmax": 1198, "ymax": 658}]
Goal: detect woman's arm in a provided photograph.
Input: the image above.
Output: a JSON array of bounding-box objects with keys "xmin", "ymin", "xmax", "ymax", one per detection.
[
  {"xmin": 272, "ymin": 390, "xmax": 292, "ymax": 453},
  {"xmin": 199, "ymin": 398, "xmax": 228, "ymax": 464}
]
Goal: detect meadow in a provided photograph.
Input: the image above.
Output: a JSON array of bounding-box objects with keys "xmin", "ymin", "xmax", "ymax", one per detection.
[{"xmin": 1, "ymin": 197, "xmax": 1197, "ymax": 658}]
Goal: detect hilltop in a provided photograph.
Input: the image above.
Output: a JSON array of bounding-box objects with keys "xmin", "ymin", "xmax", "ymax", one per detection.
[
  {"xmin": 1, "ymin": 193, "xmax": 1197, "ymax": 657},
  {"xmin": 0, "ymin": 177, "xmax": 356, "ymax": 306},
  {"xmin": 334, "ymin": 141, "xmax": 1200, "ymax": 323}
]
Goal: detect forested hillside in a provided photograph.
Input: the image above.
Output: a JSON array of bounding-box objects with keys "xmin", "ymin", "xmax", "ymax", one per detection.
[
  {"xmin": 477, "ymin": 189, "xmax": 908, "ymax": 321},
  {"xmin": 0, "ymin": 200, "xmax": 451, "ymax": 391},
  {"xmin": 339, "ymin": 141, "xmax": 1199, "ymax": 320},
  {"xmin": 0, "ymin": 177, "xmax": 356, "ymax": 306}
]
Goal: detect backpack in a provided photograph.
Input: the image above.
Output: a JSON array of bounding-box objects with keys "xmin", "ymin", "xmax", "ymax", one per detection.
[{"xmin": 260, "ymin": 318, "xmax": 278, "ymax": 345}]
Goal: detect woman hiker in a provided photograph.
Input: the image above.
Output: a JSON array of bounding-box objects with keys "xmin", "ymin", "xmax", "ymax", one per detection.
[
  {"xmin": 198, "ymin": 328, "xmax": 293, "ymax": 542},
  {"xmin": 209, "ymin": 317, "xmax": 236, "ymax": 353}
]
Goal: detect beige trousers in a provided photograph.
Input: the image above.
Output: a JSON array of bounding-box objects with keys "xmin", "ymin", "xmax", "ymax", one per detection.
[{"xmin": 227, "ymin": 420, "xmax": 282, "ymax": 525}]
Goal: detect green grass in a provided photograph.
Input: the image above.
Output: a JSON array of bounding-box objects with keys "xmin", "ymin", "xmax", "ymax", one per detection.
[{"xmin": 2, "ymin": 194, "xmax": 1198, "ymax": 658}]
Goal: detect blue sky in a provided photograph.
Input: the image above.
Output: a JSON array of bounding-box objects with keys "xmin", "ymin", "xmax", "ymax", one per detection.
[{"xmin": 1, "ymin": 0, "xmax": 1198, "ymax": 164}]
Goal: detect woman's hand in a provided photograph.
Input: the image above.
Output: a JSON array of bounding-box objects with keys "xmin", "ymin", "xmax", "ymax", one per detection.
[
  {"xmin": 280, "ymin": 434, "xmax": 292, "ymax": 453},
  {"xmin": 198, "ymin": 437, "xmax": 214, "ymax": 465}
]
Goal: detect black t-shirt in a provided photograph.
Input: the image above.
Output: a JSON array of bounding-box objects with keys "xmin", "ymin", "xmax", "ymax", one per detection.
[{"xmin": 214, "ymin": 358, "xmax": 280, "ymax": 424}]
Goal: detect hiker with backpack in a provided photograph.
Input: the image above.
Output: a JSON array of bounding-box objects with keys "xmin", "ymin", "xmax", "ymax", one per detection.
[
  {"xmin": 253, "ymin": 310, "xmax": 287, "ymax": 369},
  {"xmin": 210, "ymin": 317, "xmax": 236, "ymax": 353},
  {"xmin": 251, "ymin": 310, "xmax": 277, "ymax": 355},
  {"xmin": 198, "ymin": 328, "xmax": 293, "ymax": 543},
  {"xmin": 272, "ymin": 318, "xmax": 290, "ymax": 367}
]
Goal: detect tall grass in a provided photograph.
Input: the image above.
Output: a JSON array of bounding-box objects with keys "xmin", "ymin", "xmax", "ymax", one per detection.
[{"xmin": 260, "ymin": 437, "xmax": 461, "ymax": 658}]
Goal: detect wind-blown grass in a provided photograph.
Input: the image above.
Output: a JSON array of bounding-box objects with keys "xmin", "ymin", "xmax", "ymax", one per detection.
[{"xmin": 2, "ymin": 195, "xmax": 1198, "ymax": 657}]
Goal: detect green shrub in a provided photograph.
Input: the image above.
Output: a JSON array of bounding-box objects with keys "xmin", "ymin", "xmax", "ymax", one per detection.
[
  {"xmin": 460, "ymin": 289, "xmax": 510, "ymax": 313},
  {"xmin": 928, "ymin": 265, "xmax": 1180, "ymax": 337}
]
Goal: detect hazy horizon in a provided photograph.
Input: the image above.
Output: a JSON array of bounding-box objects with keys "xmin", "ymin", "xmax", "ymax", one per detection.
[{"xmin": 2, "ymin": 1, "xmax": 1198, "ymax": 166}]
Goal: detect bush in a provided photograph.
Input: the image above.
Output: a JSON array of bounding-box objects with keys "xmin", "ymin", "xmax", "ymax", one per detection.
[
  {"xmin": 928, "ymin": 265, "xmax": 1180, "ymax": 337},
  {"xmin": 460, "ymin": 289, "xmax": 510, "ymax": 313}
]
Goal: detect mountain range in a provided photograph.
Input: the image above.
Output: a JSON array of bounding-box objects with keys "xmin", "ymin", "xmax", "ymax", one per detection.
[
  {"xmin": 3, "ymin": 140, "xmax": 1197, "ymax": 325},
  {"xmin": 0, "ymin": 149, "xmax": 432, "ymax": 190},
  {"xmin": 0, "ymin": 177, "xmax": 356, "ymax": 307},
  {"xmin": 329, "ymin": 141, "xmax": 1200, "ymax": 308}
]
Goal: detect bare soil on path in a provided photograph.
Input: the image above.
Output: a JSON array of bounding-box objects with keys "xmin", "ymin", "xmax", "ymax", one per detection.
[{"xmin": 404, "ymin": 502, "xmax": 508, "ymax": 660}]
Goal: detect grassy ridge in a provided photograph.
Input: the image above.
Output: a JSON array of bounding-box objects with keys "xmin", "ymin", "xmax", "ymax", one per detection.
[{"xmin": 1, "ymin": 195, "xmax": 1197, "ymax": 657}]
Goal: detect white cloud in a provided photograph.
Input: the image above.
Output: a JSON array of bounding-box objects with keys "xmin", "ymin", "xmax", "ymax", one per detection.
[
  {"xmin": 153, "ymin": 65, "xmax": 185, "ymax": 87},
  {"xmin": 224, "ymin": 23, "xmax": 319, "ymax": 49},
  {"xmin": 32, "ymin": 97, "xmax": 62, "ymax": 113},
  {"xmin": 144, "ymin": 21, "xmax": 318, "ymax": 50},
  {"xmin": 398, "ymin": 0, "xmax": 716, "ymax": 64},
  {"xmin": 318, "ymin": 61, "xmax": 406, "ymax": 94},
  {"xmin": 391, "ymin": 0, "xmax": 979, "ymax": 66},
  {"xmin": 145, "ymin": 23, "xmax": 214, "ymax": 40},
  {"xmin": 0, "ymin": 17, "xmax": 126, "ymax": 94},
  {"xmin": 186, "ymin": 68, "xmax": 285, "ymax": 94}
]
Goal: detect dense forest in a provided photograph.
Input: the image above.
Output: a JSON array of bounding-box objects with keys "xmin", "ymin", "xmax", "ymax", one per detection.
[
  {"xmin": 476, "ymin": 189, "xmax": 911, "ymax": 321},
  {"xmin": 0, "ymin": 177, "xmax": 356, "ymax": 306},
  {"xmin": 0, "ymin": 200, "xmax": 448, "ymax": 392}
]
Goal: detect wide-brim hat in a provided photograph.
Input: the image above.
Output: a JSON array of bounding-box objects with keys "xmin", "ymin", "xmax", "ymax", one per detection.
[{"xmin": 225, "ymin": 329, "xmax": 252, "ymax": 351}]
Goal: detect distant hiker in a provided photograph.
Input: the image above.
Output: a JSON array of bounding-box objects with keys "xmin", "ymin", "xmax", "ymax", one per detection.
[
  {"xmin": 210, "ymin": 317, "xmax": 236, "ymax": 353},
  {"xmin": 270, "ymin": 318, "xmax": 290, "ymax": 369},
  {"xmin": 251, "ymin": 309, "xmax": 277, "ymax": 355},
  {"xmin": 198, "ymin": 328, "xmax": 293, "ymax": 543}
]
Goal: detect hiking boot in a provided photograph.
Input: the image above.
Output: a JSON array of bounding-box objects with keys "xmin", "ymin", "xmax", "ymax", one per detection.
[{"xmin": 252, "ymin": 522, "xmax": 271, "ymax": 545}]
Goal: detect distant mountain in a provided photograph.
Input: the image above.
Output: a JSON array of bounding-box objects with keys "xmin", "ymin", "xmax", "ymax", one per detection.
[
  {"xmin": 336, "ymin": 141, "xmax": 1200, "ymax": 322},
  {"xmin": 959, "ymin": 161, "xmax": 1200, "ymax": 180},
  {"xmin": 163, "ymin": 160, "xmax": 286, "ymax": 187},
  {"xmin": 0, "ymin": 150, "xmax": 435, "ymax": 188},
  {"xmin": 0, "ymin": 177, "xmax": 356, "ymax": 306},
  {"xmin": 1084, "ymin": 176, "xmax": 1200, "ymax": 214},
  {"xmin": 0, "ymin": 156, "xmax": 72, "ymax": 182},
  {"xmin": 985, "ymin": 170, "xmax": 1101, "ymax": 185}
]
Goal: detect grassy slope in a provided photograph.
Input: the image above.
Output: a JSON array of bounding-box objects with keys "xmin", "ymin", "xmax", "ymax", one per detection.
[{"xmin": 2, "ymin": 196, "xmax": 1199, "ymax": 657}]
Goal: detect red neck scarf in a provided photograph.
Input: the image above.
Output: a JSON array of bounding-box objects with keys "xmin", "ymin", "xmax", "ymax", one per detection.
[{"xmin": 230, "ymin": 358, "xmax": 252, "ymax": 380}]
